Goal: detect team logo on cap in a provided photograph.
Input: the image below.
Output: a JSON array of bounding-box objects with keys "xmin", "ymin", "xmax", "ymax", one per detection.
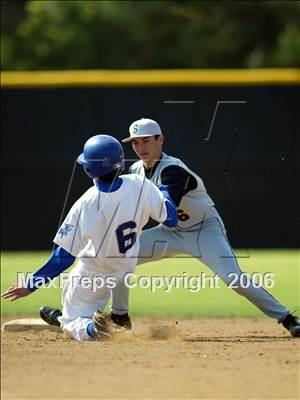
[{"xmin": 133, "ymin": 124, "xmax": 139, "ymax": 134}]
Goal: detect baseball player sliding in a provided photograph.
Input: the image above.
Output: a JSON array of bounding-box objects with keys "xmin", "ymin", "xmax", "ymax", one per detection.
[
  {"xmin": 1, "ymin": 134, "xmax": 178, "ymax": 341},
  {"xmin": 4, "ymin": 120, "xmax": 299, "ymax": 338}
]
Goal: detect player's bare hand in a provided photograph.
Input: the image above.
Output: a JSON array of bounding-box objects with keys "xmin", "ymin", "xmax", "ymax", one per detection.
[{"xmin": 1, "ymin": 283, "xmax": 31, "ymax": 301}]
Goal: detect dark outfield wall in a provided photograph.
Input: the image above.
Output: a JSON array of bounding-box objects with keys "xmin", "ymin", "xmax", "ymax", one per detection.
[{"xmin": 1, "ymin": 85, "xmax": 299, "ymax": 250}]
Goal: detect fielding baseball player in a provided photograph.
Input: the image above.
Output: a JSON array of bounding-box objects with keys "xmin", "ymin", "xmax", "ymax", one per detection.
[
  {"xmin": 22, "ymin": 119, "xmax": 300, "ymax": 338},
  {"xmin": 108, "ymin": 118, "xmax": 299, "ymax": 337},
  {"xmin": 1, "ymin": 134, "xmax": 178, "ymax": 341}
]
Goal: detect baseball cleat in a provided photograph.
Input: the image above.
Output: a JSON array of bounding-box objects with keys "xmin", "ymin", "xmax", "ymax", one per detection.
[
  {"xmin": 110, "ymin": 312, "xmax": 132, "ymax": 330},
  {"xmin": 282, "ymin": 314, "xmax": 300, "ymax": 337},
  {"xmin": 92, "ymin": 310, "xmax": 113, "ymax": 340},
  {"xmin": 39, "ymin": 306, "xmax": 62, "ymax": 327}
]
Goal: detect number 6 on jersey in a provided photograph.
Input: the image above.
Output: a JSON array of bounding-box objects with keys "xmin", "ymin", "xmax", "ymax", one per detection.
[{"xmin": 116, "ymin": 221, "xmax": 137, "ymax": 254}]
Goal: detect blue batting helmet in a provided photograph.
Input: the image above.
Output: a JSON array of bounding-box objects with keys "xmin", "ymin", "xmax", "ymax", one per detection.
[{"xmin": 77, "ymin": 135, "xmax": 125, "ymax": 179}]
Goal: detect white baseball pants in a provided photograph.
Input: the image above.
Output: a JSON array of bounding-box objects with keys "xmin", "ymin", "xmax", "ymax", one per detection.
[{"xmin": 58, "ymin": 263, "xmax": 134, "ymax": 341}]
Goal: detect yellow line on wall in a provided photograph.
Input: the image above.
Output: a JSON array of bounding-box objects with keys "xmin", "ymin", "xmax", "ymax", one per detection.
[{"xmin": 1, "ymin": 69, "xmax": 299, "ymax": 88}]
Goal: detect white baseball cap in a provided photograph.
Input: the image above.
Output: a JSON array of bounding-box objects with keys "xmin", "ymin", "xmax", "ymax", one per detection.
[{"xmin": 122, "ymin": 118, "xmax": 162, "ymax": 143}]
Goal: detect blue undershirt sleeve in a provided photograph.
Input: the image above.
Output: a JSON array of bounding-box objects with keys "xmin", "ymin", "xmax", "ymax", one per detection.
[
  {"xmin": 158, "ymin": 186, "xmax": 178, "ymax": 228},
  {"xmin": 27, "ymin": 246, "xmax": 75, "ymax": 292}
]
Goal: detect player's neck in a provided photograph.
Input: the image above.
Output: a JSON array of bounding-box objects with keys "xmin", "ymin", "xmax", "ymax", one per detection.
[
  {"xmin": 143, "ymin": 154, "xmax": 162, "ymax": 169},
  {"xmin": 95, "ymin": 178, "xmax": 123, "ymax": 192},
  {"xmin": 143, "ymin": 160, "xmax": 155, "ymax": 169}
]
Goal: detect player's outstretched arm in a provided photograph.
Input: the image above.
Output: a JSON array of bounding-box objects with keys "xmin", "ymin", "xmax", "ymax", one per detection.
[
  {"xmin": 26, "ymin": 246, "xmax": 75, "ymax": 292},
  {"xmin": 1, "ymin": 283, "xmax": 31, "ymax": 301},
  {"xmin": 1, "ymin": 246, "xmax": 75, "ymax": 301}
]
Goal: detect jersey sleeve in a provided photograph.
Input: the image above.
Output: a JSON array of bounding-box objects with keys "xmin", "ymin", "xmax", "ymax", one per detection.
[{"xmin": 53, "ymin": 196, "xmax": 84, "ymax": 257}]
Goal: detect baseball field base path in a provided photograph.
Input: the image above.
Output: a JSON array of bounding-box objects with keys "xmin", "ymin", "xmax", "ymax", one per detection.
[{"xmin": 1, "ymin": 317, "xmax": 300, "ymax": 399}]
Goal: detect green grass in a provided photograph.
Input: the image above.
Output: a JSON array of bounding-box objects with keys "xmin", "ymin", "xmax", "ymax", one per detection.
[{"xmin": 1, "ymin": 250, "xmax": 299, "ymax": 317}]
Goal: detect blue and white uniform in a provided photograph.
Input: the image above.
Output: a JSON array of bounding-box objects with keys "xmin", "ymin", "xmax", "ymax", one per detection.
[{"xmin": 28, "ymin": 174, "xmax": 177, "ymax": 341}]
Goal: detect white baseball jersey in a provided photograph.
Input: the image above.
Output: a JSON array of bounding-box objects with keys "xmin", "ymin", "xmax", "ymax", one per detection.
[
  {"xmin": 130, "ymin": 152, "xmax": 215, "ymax": 230},
  {"xmin": 54, "ymin": 174, "xmax": 168, "ymax": 273}
]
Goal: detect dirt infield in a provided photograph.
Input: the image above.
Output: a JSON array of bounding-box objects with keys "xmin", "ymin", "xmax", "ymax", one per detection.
[{"xmin": 1, "ymin": 317, "xmax": 299, "ymax": 399}]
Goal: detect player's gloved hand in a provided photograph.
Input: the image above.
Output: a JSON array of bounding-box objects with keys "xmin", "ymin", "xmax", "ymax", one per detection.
[{"xmin": 1, "ymin": 283, "xmax": 32, "ymax": 301}]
